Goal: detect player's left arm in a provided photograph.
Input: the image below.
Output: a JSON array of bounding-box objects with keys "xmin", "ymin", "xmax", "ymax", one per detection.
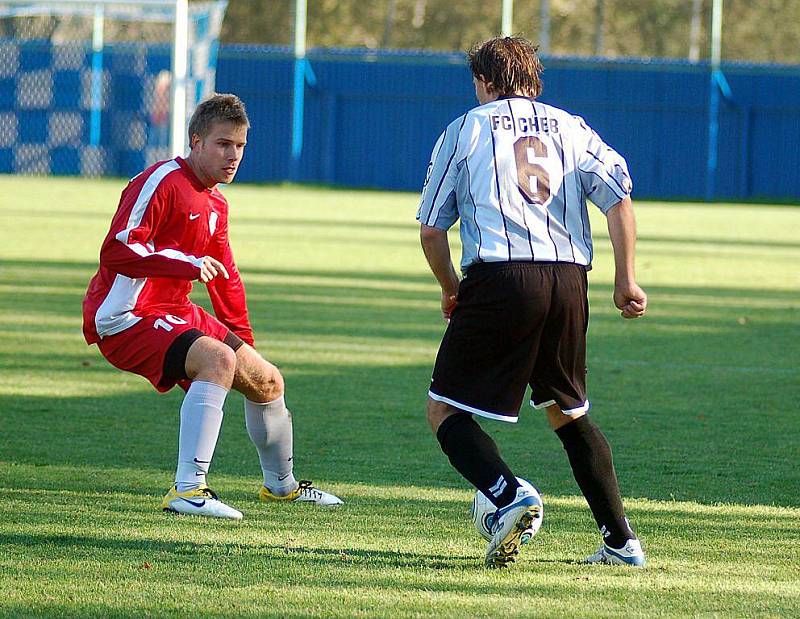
[
  {"xmin": 574, "ymin": 118, "xmax": 645, "ymax": 319},
  {"xmin": 205, "ymin": 212, "xmax": 256, "ymax": 346},
  {"xmin": 606, "ymin": 195, "xmax": 647, "ymax": 320}
]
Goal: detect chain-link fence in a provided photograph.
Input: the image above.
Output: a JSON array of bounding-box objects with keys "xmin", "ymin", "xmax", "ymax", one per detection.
[{"xmin": 0, "ymin": 1, "xmax": 226, "ymax": 177}]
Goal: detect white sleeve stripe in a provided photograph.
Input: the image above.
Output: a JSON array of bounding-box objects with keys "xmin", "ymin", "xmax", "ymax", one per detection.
[
  {"xmin": 115, "ymin": 159, "xmax": 181, "ymax": 244},
  {"xmin": 125, "ymin": 242, "xmax": 204, "ymax": 267}
]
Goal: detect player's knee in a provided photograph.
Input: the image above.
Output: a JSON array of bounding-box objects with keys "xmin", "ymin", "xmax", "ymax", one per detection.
[
  {"xmin": 546, "ymin": 403, "xmax": 586, "ymax": 430},
  {"xmin": 253, "ymin": 369, "xmax": 284, "ymax": 403},
  {"xmin": 426, "ymin": 398, "xmax": 453, "ymax": 433},
  {"xmin": 207, "ymin": 342, "xmax": 237, "ymax": 382},
  {"xmin": 186, "ymin": 337, "xmax": 237, "ymax": 387},
  {"xmin": 241, "ymin": 361, "xmax": 284, "ymax": 403}
]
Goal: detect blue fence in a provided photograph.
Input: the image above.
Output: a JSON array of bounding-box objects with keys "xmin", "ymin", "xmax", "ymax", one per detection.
[
  {"xmin": 218, "ymin": 47, "xmax": 800, "ymax": 201},
  {"xmin": 0, "ymin": 39, "xmax": 171, "ymax": 177},
  {"xmin": 2, "ymin": 42, "xmax": 799, "ymax": 201}
]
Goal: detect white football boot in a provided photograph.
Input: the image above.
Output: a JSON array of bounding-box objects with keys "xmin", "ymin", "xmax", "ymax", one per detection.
[
  {"xmin": 585, "ymin": 538, "xmax": 646, "ymax": 567},
  {"xmin": 485, "ymin": 485, "xmax": 542, "ymax": 569},
  {"xmin": 259, "ymin": 479, "xmax": 343, "ymax": 506},
  {"xmin": 161, "ymin": 484, "xmax": 243, "ymax": 520}
]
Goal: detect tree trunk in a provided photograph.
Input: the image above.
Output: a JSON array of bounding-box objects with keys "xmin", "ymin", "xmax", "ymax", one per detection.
[
  {"xmin": 594, "ymin": 0, "xmax": 605, "ymax": 56},
  {"xmin": 689, "ymin": 0, "xmax": 703, "ymax": 61}
]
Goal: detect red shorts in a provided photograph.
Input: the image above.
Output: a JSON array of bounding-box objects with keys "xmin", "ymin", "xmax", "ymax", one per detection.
[{"xmin": 97, "ymin": 304, "xmax": 231, "ymax": 392}]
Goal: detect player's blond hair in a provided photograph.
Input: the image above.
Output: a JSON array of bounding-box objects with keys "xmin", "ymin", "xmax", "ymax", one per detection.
[
  {"xmin": 468, "ymin": 37, "xmax": 544, "ymax": 98},
  {"xmin": 188, "ymin": 93, "xmax": 250, "ymax": 143}
]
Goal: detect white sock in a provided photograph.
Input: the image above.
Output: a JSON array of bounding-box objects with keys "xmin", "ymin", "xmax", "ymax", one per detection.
[
  {"xmin": 244, "ymin": 395, "xmax": 297, "ymax": 496},
  {"xmin": 174, "ymin": 380, "xmax": 228, "ymax": 492}
]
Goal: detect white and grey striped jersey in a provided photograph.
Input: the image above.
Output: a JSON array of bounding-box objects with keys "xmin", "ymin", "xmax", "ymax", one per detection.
[{"xmin": 417, "ymin": 96, "xmax": 632, "ymax": 270}]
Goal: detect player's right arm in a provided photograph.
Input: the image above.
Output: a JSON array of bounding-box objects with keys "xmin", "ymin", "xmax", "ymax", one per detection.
[
  {"xmin": 416, "ymin": 115, "xmax": 465, "ymax": 230},
  {"xmin": 417, "ymin": 117, "xmax": 465, "ymax": 320},
  {"xmin": 99, "ymin": 181, "xmax": 206, "ymax": 281},
  {"xmin": 420, "ymin": 224, "xmax": 460, "ymax": 321}
]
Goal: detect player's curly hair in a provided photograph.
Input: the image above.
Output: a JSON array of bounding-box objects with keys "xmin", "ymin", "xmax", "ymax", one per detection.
[
  {"xmin": 468, "ymin": 36, "xmax": 543, "ymax": 99},
  {"xmin": 187, "ymin": 93, "xmax": 250, "ymax": 142}
]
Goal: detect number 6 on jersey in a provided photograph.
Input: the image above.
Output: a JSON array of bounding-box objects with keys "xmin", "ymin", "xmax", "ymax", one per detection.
[{"xmin": 513, "ymin": 135, "xmax": 551, "ymax": 205}]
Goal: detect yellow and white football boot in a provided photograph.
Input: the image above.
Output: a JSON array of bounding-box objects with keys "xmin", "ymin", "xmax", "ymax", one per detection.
[
  {"xmin": 259, "ymin": 480, "xmax": 343, "ymax": 506},
  {"xmin": 161, "ymin": 484, "xmax": 243, "ymax": 520}
]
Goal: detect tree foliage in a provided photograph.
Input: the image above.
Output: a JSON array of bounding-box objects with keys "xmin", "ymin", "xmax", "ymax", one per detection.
[{"xmin": 218, "ymin": 0, "xmax": 800, "ymax": 65}]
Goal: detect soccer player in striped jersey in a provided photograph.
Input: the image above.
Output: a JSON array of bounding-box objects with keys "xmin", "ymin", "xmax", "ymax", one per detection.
[
  {"xmin": 82, "ymin": 94, "xmax": 342, "ymax": 519},
  {"xmin": 418, "ymin": 37, "xmax": 647, "ymax": 568}
]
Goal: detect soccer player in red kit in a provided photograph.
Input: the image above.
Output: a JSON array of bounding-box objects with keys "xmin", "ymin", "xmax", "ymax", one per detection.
[{"xmin": 83, "ymin": 94, "xmax": 342, "ymax": 519}]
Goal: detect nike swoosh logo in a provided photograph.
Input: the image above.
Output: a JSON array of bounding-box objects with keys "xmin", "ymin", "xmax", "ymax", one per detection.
[
  {"xmin": 193, "ymin": 458, "xmax": 210, "ymax": 464},
  {"xmin": 180, "ymin": 498, "xmax": 206, "ymax": 508},
  {"xmin": 278, "ymin": 474, "xmax": 291, "ymax": 481},
  {"xmin": 189, "ymin": 213, "xmax": 201, "ymax": 220}
]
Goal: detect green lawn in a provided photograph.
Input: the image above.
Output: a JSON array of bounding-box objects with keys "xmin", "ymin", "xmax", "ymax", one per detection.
[{"xmin": 0, "ymin": 176, "xmax": 798, "ymax": 617}]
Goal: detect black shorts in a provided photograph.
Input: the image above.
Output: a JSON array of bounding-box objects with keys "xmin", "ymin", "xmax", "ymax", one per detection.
[{"xmin": 429, "ymin": 261, "xmax": 589, "ymax": 423}]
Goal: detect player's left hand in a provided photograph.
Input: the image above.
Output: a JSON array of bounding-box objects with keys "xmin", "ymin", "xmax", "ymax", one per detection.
[{"xmin": 614, "ymin": 281, "xmax": 647, "ymax": 319}]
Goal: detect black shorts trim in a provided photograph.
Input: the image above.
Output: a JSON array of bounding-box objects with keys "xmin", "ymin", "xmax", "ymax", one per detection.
[
  {"xmin": 162, "ymin": 329, "xmax": 245, "ymax": 382},
  {"xmin": 223, "ymin": 331, "xmax": 245, "ymax": 352}
]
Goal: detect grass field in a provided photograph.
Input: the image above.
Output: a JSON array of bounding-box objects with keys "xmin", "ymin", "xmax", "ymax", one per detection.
[{"xmin": 0, "ymin": 176, "xmax": 798, "ymax": 618}]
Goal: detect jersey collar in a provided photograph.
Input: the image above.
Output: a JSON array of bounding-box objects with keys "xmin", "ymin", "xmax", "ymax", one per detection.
[
  {"xmin": 497, "ymin": 94, "xmax": 537, "ymax": 101},
  {"xmin": 176, "ymin": 156, "xmax": 213, "ymax": 192}
]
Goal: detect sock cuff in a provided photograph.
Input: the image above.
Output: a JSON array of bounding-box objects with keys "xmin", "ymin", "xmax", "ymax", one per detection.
[
  {"xmin": 555, "ymin": 413, "xmax": 597, "ymax": 444},
  {"xmin": 188, "ymin": 380, "xmax": 229, "ymax": 403},
  {"xmin": 436, "ymin": 412, "xmax": 475, "ymax": 448},
  {"xmin": 245, "ymin": 396, "xmax": 288, "ymax": 419},
  {"xmin": 245, "ymin": 395, "xmax": 285, "ymax": 407}
]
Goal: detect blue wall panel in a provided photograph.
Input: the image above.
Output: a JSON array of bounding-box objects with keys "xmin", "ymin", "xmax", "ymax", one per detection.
[
  {"xmin": 214, "ymin": 48, "xmax": 799, "ymax": 201},
  {"xmin": 1, "ymin": 40, "xmax": 798, "ymax": 201},
  {"xmin": 215, "ymin": 50, "xmax": 293, "ymax": 183}
]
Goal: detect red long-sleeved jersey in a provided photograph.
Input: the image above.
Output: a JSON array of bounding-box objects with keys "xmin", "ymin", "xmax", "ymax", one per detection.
[{"xmin": 82, "ymin": 157, "xmax": 255, "ymax": 346}]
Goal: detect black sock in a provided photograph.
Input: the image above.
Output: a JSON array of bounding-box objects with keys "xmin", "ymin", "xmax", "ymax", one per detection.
[
  {"xmin": 436, "ymin": 413, "xmax": 520, "ymax": 508},
  {"xmin": 555, "ymin": 414, "xmax": 635, "ymax": 548}
]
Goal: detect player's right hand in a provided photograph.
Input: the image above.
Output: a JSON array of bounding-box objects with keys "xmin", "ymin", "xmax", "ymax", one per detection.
[
  {"xmin": 199, "ymin": 256, "xmax": 229, "ymax": 283},
  {"xmin": 441, "ymin": 292, "xmax": 458, "ymax": 323}
]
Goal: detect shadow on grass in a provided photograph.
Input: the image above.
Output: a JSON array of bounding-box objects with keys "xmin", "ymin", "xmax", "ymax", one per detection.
[
  {"xmin": 0, "ymin": 257, "xmax": 798, "ymax": 508},
  {"xmin": 1, "ymin": 530, "xmax": 476, "ymax": 570},
  {"xmin": 637, "ymin": 234, "xmax": 800, "ymax": 250}
]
